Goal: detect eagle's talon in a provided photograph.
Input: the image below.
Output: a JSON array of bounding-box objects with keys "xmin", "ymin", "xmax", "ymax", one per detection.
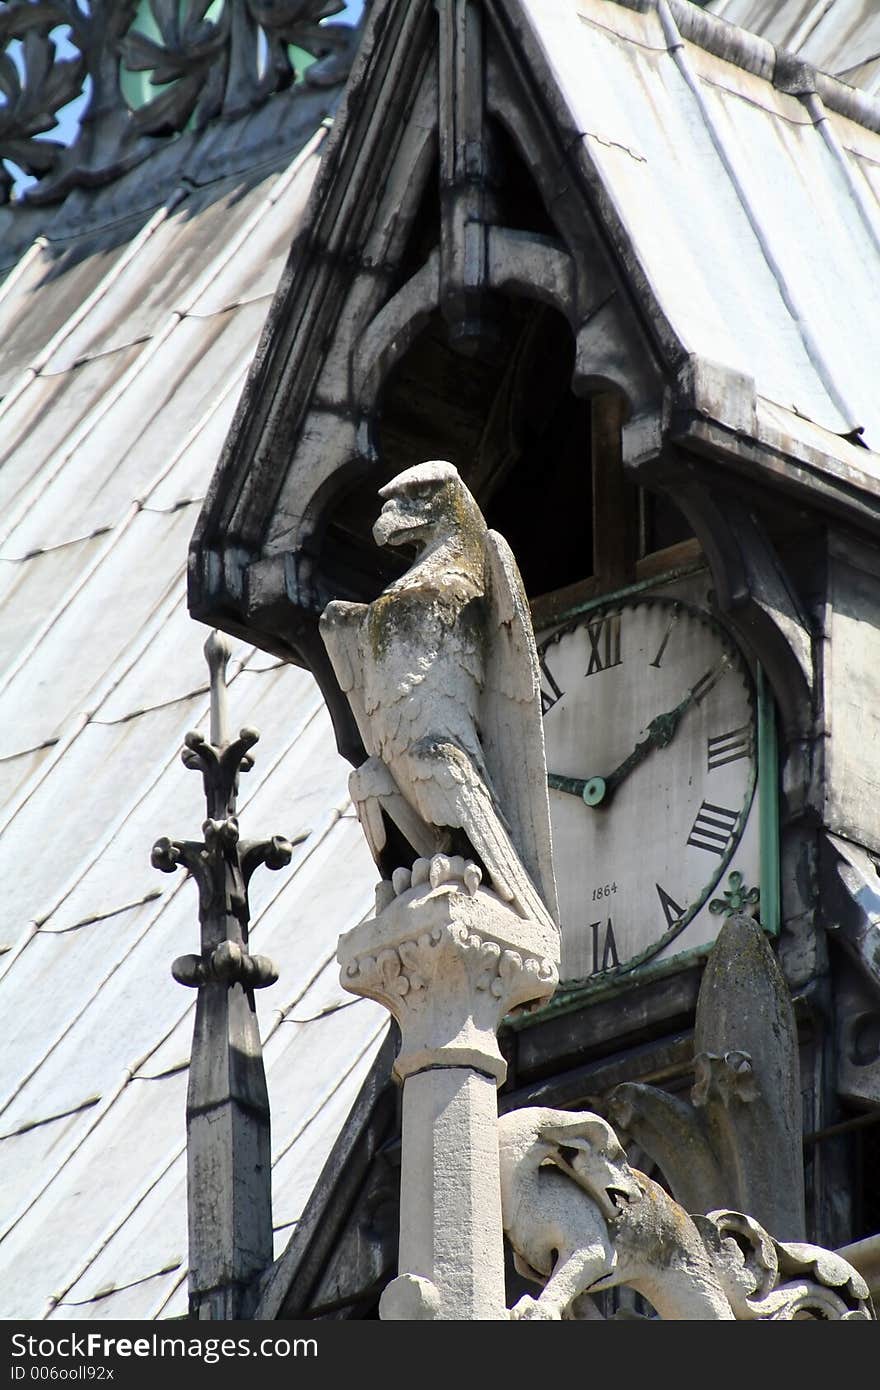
[
  {"xmin": 411, "ymin": 857, "xmax": 431, "ymax": 887},
  {"xmin": 392, "ymin": 866, "xmax": 412, "ymax": 896},
  {"xmin": 511, "ymin": 1294, "xmax": 561, "ymax": 1320},
  {"xmin": 429, "ymin": 854, "xmax": 451, "ymax": 889}
]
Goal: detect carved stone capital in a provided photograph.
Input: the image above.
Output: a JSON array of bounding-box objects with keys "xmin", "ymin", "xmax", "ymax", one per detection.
[{"xmin": 338, "ymin": 873, "xmax": 558, "ymax": 1082}]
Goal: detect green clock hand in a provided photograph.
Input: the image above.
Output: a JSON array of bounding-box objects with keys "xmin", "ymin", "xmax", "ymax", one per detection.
[{"xmin": 547, "ymin": 656, "xmax": 731, "ymax": 808}]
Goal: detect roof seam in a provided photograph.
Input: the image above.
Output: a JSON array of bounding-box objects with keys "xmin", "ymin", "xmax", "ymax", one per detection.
[
  {"xmin": 138, "ymin": 497, "xmax": 206, "ymax": 516},
  {"xmin": 88, "ymin": 686, "xmax": 211, "ymax": 728},
  {"xmin": 0, "ymin": 344, "xmax": 247, "ymax": 566},
  {"xmin": 183, "ymin": 291, "xmax": 275, "ymax": 320},
  {"xmin": 804, "ymin": 90, "xmax": 880, "ymax": 260},
  {"xmin": 787, "ymin": 0, "xmax": 838, "ymax": 55},
  {"xmin": 37, "ymin": 889, "xmax": 164, "ymax": 935},
  {"xmin": 695, "ymin": 68, "xmax": 823, "ymax": 125},
  {"xmin": 29, "ymin": 907, "xmax": 377, "ymax": 1313},
  {"xmin": 0, "ymin": 738, "xmax": 57, "ymax": 764},
  {"xmin": 280, "ymin": 998, "xmax": 362, "ymax": 1026},
  {"xmin": 246, "ymin": 800, "xmax": 362, "ymax": 959},
  {"xmin": 13, "ymin": 658, "xmax": 311, "ymax": 941},
  {"xmin": 40, "ymin": 1134, "xmax": 187, "ymax": 1320},
  {"xmin": 0, "ymin": 1097, "xmax": 100, "ymax": 1141},
  {"xmin": 149, "ymin": 1267, "xmax": 188, "ymax": 1320},
  {"xmin": 0, "ymin": 577, "xmax": 191, "ymax": 841},
  {"xmin": 14, "ymin": 528, "xmax": 114, "ymax": 561},
  {"xmin": 0, "ymin": 193, "xmax": 188, "ymax": 447},
  {"xmin": 269, "ymin": 1020, "xmax": 387, "ymax": 1171},
  {"xmin": 0, "ymin": 1066, "xmax": 137, "ymax": 1249},
  {"xmin": 656, "ymin": 0, "xmax": 862, "ymax": 434},
  {"xmin": 0, "ymin": 123, "xmax": 328, "ymax": 552},
  {"xmin": 55, "ymin": 1260, "xmax": 183, "ymax": 1308},
  {"xmin": 0, "ymin": 236, "xmax": 48, "ymax": 312},
  {"xmin": 0, "ymin": 734, "xmax": 346, "ymax": 1127},
  {"xmin": 0, "ymin": 509, "xmax": 185, "ymax": 693},
  {"xmin": 61, "ymin": 336, "xmax": 153, "ymax": 372}
]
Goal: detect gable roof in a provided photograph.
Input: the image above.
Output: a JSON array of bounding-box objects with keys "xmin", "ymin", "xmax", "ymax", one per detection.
[
  {"xmin": 192, "ymin": 0, "xmax": 880, "ymax": 673},
  {"xmin": 525, "ymin": 0, "xmax": 880, "ymax": 444}
]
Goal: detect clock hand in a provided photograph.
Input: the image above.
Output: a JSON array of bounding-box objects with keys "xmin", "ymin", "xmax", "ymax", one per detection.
[{"xmin": 546, "ymin": 655, "xmax": 732, "ymax": 808}]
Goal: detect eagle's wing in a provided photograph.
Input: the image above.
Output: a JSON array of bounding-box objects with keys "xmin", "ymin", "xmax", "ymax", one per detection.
[
  {"xmin": 480, "ymin": 530, "xmax": 559, "ymax": 926},
  {"xmin": 319, "ymin": 600, "xmax": 375, "ymax": 756}
]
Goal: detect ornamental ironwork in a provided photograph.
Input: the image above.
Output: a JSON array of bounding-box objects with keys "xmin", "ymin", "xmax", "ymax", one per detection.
[{"xmin": 0, "ymin": 1, "xmax": 361, "ymax": 205}]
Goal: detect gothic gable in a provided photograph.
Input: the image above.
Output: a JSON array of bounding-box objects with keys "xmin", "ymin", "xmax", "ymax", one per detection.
[{"xmin": 191, "ymin": 0, "xmax": 880, "ymax": 755}]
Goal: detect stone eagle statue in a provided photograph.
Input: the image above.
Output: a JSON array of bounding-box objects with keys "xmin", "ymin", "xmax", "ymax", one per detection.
[{"xmin": 319, "ymin": 460, "xmax": 558, "ymax": 935}]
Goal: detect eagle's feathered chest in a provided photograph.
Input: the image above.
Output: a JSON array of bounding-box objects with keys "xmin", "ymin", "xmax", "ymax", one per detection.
[{"xmin": 360, "ymin": 569, "xmax": 485, "ymax": 747}]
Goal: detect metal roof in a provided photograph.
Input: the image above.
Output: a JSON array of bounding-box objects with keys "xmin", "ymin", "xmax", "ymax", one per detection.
[
  {"xmin": 2, "ymin": 0, "xmax": 880, "ymax": 1321},
  {"xmin": 0, "ymin": 91, "xmax": 386, "ymax": 1320},
  {"xmin": 707, "ymin": 1, "xmax": 880, "ymax": 94},
  {"xmin": 533, "ymin": 0, "xmax": 880, "ymax": 449}
]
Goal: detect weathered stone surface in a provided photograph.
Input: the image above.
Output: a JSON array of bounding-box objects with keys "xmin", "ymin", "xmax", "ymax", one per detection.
[
  {"xmin": 609, "ymin": 913, "xmax": 805, "ymax": 1240},
  {"xmin": 340, "ymin": 864, "xmax": 558, "ymax": 1319},
  {"xmin": 497, "ymin": 1106, "xmax": 873, "ymax": 1320},
  {"xmin": 339, "ymin": 864, "xmax": 558, "ymax": 1083},
  {"xmin": 320, "ymin": 460, "xmax": 558, "ymax": 937}
]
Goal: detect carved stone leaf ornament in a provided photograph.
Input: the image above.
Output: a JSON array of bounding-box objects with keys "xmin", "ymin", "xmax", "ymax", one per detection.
[
  {"xmin": 0, "ymin": 0, "xmax": 359, "ymax": 202},
  {"xmin": 119, "ymin": 0, "xmax": 232, "ymax": 135}
]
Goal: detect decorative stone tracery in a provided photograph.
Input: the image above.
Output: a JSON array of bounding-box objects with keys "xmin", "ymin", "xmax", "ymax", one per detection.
[{"xmin": 0, "ymin": 0, "xmax": 361, "ymax": 204}]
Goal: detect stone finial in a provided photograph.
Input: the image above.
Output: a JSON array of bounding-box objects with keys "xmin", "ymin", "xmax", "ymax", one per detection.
[{"xmin": 151, "ymin": 629, "xmax": 302, "ymax": 1320}]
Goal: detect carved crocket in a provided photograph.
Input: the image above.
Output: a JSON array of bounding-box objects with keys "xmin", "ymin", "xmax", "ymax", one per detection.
[{"xmin": 319, "ymin": 461, "xmax": 558, "ymax": 934}]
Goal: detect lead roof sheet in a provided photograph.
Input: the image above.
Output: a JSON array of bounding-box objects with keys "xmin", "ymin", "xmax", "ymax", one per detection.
[{"xmin": 0, "ymin": 109, "xmax": 386, "ymax": 1319}]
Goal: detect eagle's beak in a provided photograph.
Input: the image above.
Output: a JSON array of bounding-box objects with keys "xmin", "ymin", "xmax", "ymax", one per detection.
[
  {"xmin": 373, "ymin": 497, "xmax": 423, "ymax": 547},
  {"xmin": 555, "ymin": 1142, "xmax": 641, "ymax": 1221}
]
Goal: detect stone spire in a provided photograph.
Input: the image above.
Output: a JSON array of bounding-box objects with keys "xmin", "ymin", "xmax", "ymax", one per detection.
[{"xmin": 152, "ymin": 631, "xmax": 295, "ymax": 1319}]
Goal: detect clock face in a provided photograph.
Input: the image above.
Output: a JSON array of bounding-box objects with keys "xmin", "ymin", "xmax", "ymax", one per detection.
[{"xmin": 538, "ymin": 597, "xmax": 758, "ymax": 982}]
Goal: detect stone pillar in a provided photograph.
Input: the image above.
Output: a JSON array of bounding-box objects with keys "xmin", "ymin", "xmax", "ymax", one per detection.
[{"xmin": 338, "ymin": 859, "xmax": 559, "ymax": 1320}]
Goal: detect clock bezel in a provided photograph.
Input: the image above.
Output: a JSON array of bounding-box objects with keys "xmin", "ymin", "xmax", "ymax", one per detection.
[{"xmin": 538, "ymin": 594, "xmax": 759, "ymax": 985}]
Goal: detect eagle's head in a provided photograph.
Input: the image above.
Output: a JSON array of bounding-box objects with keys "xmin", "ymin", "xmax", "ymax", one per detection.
[
  {"xmin": 498, "ymin": 1107, "xmax": 642, "ymax": 1223},
  {"xmin": 373, "ymin": 460, "xmax": 481, "ymax": 550}
]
